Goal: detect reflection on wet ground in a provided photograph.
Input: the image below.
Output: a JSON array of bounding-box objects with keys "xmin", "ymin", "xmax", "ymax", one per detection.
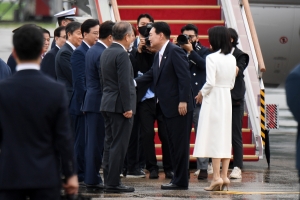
[{"xmin": 78, "ymin": 130, "xmax": 299, "ymax": 199}]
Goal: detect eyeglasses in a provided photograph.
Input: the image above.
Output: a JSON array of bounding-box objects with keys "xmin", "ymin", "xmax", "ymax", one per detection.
[{"xmin": 90, "ymin": 32, "xmax": 99, "ymax": 36}]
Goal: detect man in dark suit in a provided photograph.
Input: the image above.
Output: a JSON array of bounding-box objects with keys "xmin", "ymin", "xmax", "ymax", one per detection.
[
  {"xmin": 82, "ymin": 21, "xmax": 115, "ymax": 191},
  {"xmin": 100, "ymin": 21, "xmax": 136, "ymax": 193},
  {"xmin": 180, "ymin": 24, "xmax": 211, "ymax": 179},
  {"xmin": 286, "ymin": 63, "xmax": 300, "ymax": 180},
  {"xmin": 227, "ymin": 28, "xmax": 249, "ymax": 180},
  {"xmin": 55, "ymin": 21, "xmax": 82, "ymax": 101},
  {"xmin": 0, "ymin": 24, "xmax": 78, "ymax": 200},
  {"xmin": 41, "ymin": 26, "xmax": 66, "ymax": 79},
  {"xmin": 136, "ymin": 22, "xmax": 194, "ymax": 190},
  {"xmin": 134, "ymin": 14, "xmax": 173, "ymax": 179},
  {"xmin": 0, "ymin": 58, "xmax": 11, "ymax": 80},
  {"xmin": 69, "ymin": 19, "xmax": 100, "ymax": 186}
]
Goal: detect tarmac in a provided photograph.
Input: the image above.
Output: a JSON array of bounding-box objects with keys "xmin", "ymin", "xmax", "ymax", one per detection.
[{"xmin": 0, "ymin": 27, "xmax": 299, "ymax": 199}]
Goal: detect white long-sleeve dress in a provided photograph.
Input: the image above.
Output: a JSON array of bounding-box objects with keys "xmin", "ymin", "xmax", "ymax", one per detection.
[{"xmin": 193, "ymin": 50, "xmax": 236, "ymax": 158}]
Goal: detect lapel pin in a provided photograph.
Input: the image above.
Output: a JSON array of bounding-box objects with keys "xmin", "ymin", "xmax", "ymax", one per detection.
[{"xmin": 164, "ymin": 56, "xmax": 166, "ymax": 59}]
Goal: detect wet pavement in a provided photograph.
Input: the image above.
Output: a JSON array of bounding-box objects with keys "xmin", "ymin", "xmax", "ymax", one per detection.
[{"xmin": 78, "ymin": 130, "xmax": 299, "ymax": 199}]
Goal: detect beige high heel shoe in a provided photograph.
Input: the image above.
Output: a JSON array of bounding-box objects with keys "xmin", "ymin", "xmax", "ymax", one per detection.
[
  {"xmin": 221, "ymin": 177, "xmax": 230, "ymax": 191},
  {"xmin": 204, "ymin": 178, "xmax": 223, "ymax": 191}
]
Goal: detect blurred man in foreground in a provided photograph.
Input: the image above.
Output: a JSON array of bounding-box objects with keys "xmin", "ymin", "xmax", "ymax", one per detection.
[{"xmin": 0, "ymin": 24, "xmax": 78, "ymax": 200}]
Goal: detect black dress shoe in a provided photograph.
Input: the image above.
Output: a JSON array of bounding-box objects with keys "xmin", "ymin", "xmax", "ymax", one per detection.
[
  {"xmin": 161, "ymin": 183, "xmax": 188, "ymax": 190},
  {"xmin": 149, "ymin": 169, "xmax": 159, "ymax": 179},
  {"xmin": 86, "ymin": 183, "xmax": 104, "ymax": 192},
  {"xmin": 164, "ymin": 171, "xmax": 174, "ymax": 179},
  {"xmin": 198, "ymin": 170, "xmax": 208, "ymax": 180},
  {"xmin": 105, "ymin": 184, "xmax": 135, "ymax": 193}
]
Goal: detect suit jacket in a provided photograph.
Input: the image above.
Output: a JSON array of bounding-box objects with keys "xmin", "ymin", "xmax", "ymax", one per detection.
[
  {"xmin": 82, "ymin": 42, "xmax": 106, "ymax": 113},
  {"xmin": 6, "ymin": 53, "xmax": 17, "ymax": 74},
  {"xmin": 100, "ymin": 43, "xmax": 136, "ymax": 114},
  {"xmin": 51, "ymin": 39, "xmax": 56, "ymax": 49},
  {"xmin": 188, "ymin": 43, "xmax": 211, "ymax": 107},
  {"xmin": 286, "ymin": 64, "xmax": 300, "ymax": 173},
  {"xmin": 136, "ymin": 42, "xmax": 194, "ymax": 118},
  {"xmin": 55, "ymin": 42, "xmax": 74, "ymax": 101},
  {"xmin": 0, "ymin": 69, "xmax": 75, "ymax": 189},
  {"xmin": 231, "ymin": 47, "xmax": 249, "ymax": 103},
  {"xmin": 69, "ymin": 42, "xmax": 89, "ymax": 115},
  {"xmin": 41, "ymin": 46, "xmax": 59, "ymax": 80},
  {"xmin": 0, "ymin": 58, "xmax": 11, "ymax": 80}
]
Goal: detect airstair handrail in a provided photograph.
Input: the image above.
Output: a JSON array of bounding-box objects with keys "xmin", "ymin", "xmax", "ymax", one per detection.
[
  {"xmin": 220, "ymin": 0, "xmax": 263, "ymax": 158},
  {"xmin": 110, "ymin": 0, "xmax": 121, "ymax": 21},
  {"xmin": 242, "ymin": 0, "xmax": 266, "ymax": 76}
]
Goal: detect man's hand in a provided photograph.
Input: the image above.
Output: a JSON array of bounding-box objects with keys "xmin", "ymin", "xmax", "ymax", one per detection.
[
  {"xmin": 178, "ymin": 102, "xmax": 187, "ymax": 116},
  {"xmin": 195, "ymin": 91, "xmax": 203, "ymax": 104},
  {"xmin": 181, "ymin": 42, "xmax": 193, "ymax": 53},
  {"xmin": 123, "ymin": 110, "xmax": 133, "ymax": 118},
  {"xmin": 236, "ymin": 66, "xmax": 239, "ymax": 76},
  {"xmin": 138, "ymin": 38, "xmax": 146, "ymax": 53},
  {"xmin": 63, "ymin": 175, "xmax": 79, "ymax": 195}
]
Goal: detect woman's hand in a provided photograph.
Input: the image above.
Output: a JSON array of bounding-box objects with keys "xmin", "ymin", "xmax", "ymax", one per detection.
[{"xmin": 195, "ymin": 91, "xmax": 203, "ymax": 104}]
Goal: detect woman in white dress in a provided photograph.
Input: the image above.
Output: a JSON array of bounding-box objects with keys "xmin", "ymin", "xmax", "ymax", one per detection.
[{"xmin": 193, "ymin": 26, "xmax": 237, "ymax": 191}]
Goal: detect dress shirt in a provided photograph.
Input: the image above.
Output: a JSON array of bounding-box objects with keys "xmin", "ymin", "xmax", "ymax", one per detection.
[
  {"xmin": 83, "ymin": 40, "xmax": 91, "ymax": 48},
  {"xmin": 113, "ymin": 41, "xmax": 126, "ymax": 51},
  {"xmin": 66, "ymin": 41, "xmax": 76, "ymax": 51},
  {"xmin": 56, "ymin": 44, "xmax": 60, "ymax": 49},
  {"xmin": 16, "ymin": 63, "xmax": 40, "ymax": 71},
  {"xmin": 98, "ymin": 40, "xmax": 108, "ymax": 48}
]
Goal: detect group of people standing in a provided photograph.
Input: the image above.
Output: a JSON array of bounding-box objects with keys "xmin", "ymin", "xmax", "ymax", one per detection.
[{"xmin": 0, "ymin": 8, "xmax": 250, "ymax": 199}]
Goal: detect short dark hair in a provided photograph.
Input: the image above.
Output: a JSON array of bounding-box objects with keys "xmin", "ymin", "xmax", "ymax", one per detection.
[
  {"xmin": 13, "ymin": 24, "xmax": 44, "ymax": 61},
  {"xmin": 112, "ymin": 21, "xmax": 132, "ymax": 41},
  {"xmin": 181, "ymin": 24, "xmax": 198, "ymax": 35},
  {"xmin": 208, "ymin": 26, "xmax": 232, "ymax": 54},
  {"xmin": 41, "ymin": 28, "xmax": 50, "ymax": 37},
  {"xmin": 65, "ymin": 21, "xmax": 81, "ymax": 40},
  {"xmin": 54, "ymin": 26, "xmax": 66, "ymax": 38},
  {"xmin": 137, "ymin": 13, "xmax": 154, "ymax": 24},
  {"xmin": 152, "ymin": 22, "xmax": 171, "ymax": 39},
  {"xmin": 228, "ymin": 28, "xmax": 239, "ymax": 47},
  {"xmin": 81, "ymin": 19, "xmax": 100, "ymax": 37},
  {"xmin": 99, "ymin": 21, "xmax": 115, "ymax": 39}
]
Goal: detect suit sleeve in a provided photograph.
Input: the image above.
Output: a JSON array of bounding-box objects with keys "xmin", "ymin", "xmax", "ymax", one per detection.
[
  {"xmin": 117, "ymin": 51, "xmax": 134, "ymax": 112},
  {"xmin": 135, "ymin": 50, "xmax": 155, "ymax": 73},
  {"xmin": 54, "ymin": 87, "xmax": 75, "ymax": 179},
  {"xmin": 172, "ymin": 47, "xmax": 191, "ymax": 102},
  {"xmin": 236, "ymin": 54, "xmax": 249, "ymax": 77},
  {"xmin": 58, "ymin": 50, "xmax": 73, "ymax": 84},
  {"xmin": 188, "ymin": 50, "xmax": 206, "ymax": 70},
  {"xmin": 41, "ymin": 53, "xmax": 55, "ymax": 72},
  {"xmin": 71, "ymin": 50, "xmax": 86, "ymax": 105},
  {"xmin": 286, "ymin": 68, "xmax": 300, "ymax": 122},
  {"xmin": 201, "ymin": 55, "xmax": 216, "ymax": 96},
  {"xmin": 135, "ymin": 65, "xmax": 154, "ymax": 90}
]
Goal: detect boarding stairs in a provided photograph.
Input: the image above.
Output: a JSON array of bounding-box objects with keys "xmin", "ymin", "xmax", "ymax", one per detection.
[{"xmin": 114, "ymin": 0, "xmax": 264, "ymax": 162}]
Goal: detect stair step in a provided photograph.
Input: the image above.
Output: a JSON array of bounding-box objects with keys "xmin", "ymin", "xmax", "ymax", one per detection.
[
  {"xmin": 119, "ymin": 7, "xmax": 221, "ymax": 20},
  {"xmin": 119, "ymin": 5, "xmax": 221, "ymax": 9},
  {"xmin": 117, "ymin": 0, "xmax": 218, "ymax": 5},
  {"xmin": 155, "ymin": 144, "xmax": 256, "ymax": 155},
  {"xmin": 127, "ymin": 20, "xmax": 224, "ymax": 35},
  {"xmin": 155, "ymin": 155, "xmax": 259, "ymax": 162}
]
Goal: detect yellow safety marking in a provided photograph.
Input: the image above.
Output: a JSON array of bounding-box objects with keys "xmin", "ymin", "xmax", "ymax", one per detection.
[
  {"xmin": 260, "ymin": 115, "xmax": 265, "ymax": 122},
  {"xmin": 216, "ymin": 191, "xmax": 300, "ymax": 195},
  {"xmin": 260, "ymin": 90, "xmax": 265, "ymax": 96},
  {"xmin": 261, "ymin": 123, "xmax": 266, "ymax": 130},
  {"xmin": 261, "ymin": 132, "xmax": 265, "ymax": 138},
  {"xmin": 260, "ymin": 107, "xmax": 265, "ymax": 114},
  {"xmin": 260, "ymin": 99, "xmax": 265, "ymax": 105}
]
